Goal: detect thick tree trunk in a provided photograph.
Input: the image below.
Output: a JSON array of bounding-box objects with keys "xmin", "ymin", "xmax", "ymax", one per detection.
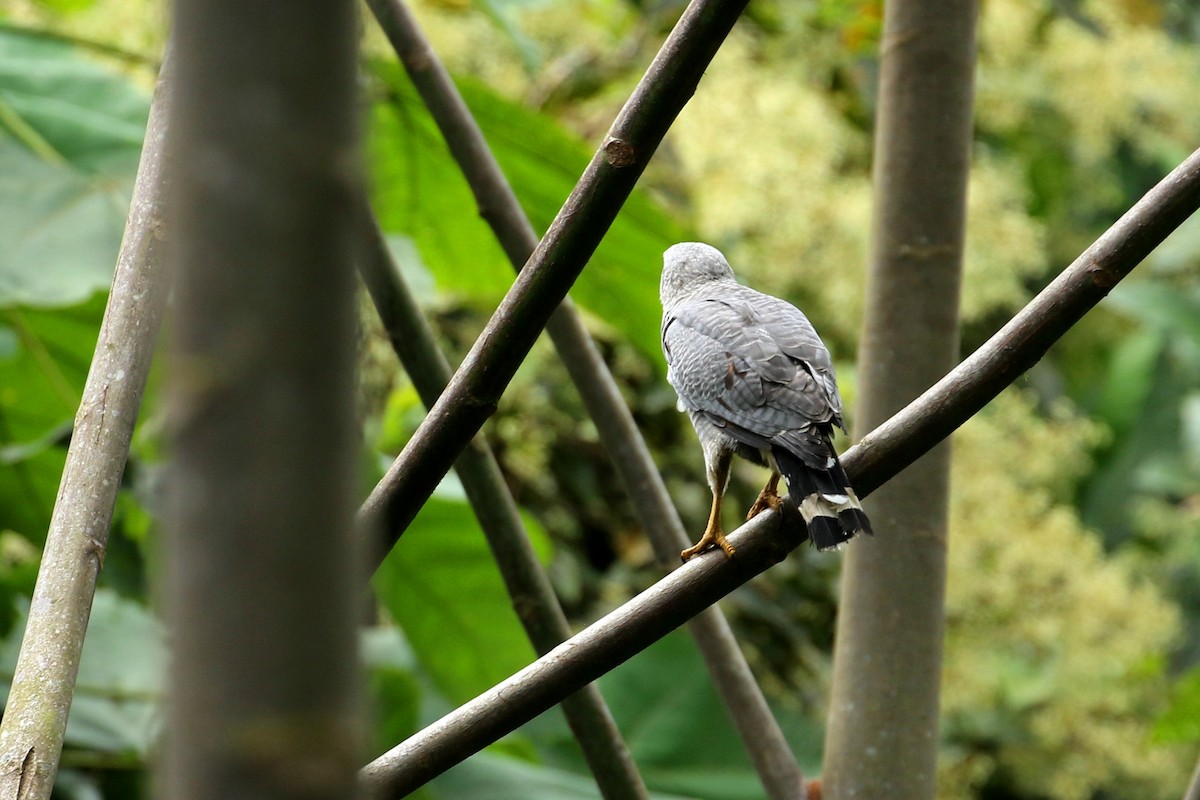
[
  {"xmin": 822, "ymin": 1, "xmax": 979, "ymax": 797},
  {"xmin": 163, "ymin": 2, "xmax": 363, "ymax": 798}
]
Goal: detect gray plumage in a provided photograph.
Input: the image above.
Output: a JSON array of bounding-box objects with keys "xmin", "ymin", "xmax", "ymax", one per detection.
[{"xmin": 660, "ymin": 242, "xmax": 871, "ymax": 556}]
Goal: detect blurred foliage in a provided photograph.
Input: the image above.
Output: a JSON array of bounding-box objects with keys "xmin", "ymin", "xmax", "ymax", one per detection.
[
  {"xmin": 373, "ymin": 484, "xmax": 551, "ymax": 704},
  {"xmin": 366, "ymin": 59, "xmax": 686, "ymax": 360},
  {"xmin": 2, "ymin": 0, "xmax": 1200, "ymax": 798},
  {"xmin": 0, "ymin": 28, "xmax": 146, "ymax": 306},
  {"xmin": 942, "ymin": 392, "xmax": 1186, "ymax": 798}
]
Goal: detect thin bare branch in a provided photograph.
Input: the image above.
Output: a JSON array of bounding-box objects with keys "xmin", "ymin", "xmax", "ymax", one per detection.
[
  {"xmin": 0, "ymin": 53, "xmax": 173, "ymax": 800},
  {"xmin": 363, "ymin": 1, "xmax": 804, "ymax": 795},
  {"xmin": 841, "ymin": 146, "xmax": 1200, "ymax": 496},
  {"xmin": 363, "ymin": 0, "xmax": 538, "ymax": 269},
  {"xmin": 355, "ymin": 202, "xmax": 649, "ymax": 800},
  {"xmin": 358, "ymin": 0, "xmax": 750, "ymax": 556},
  {"xmin": 1183, "ymin": 752, "xmax": 1200, "ymax": 800},
  {"xmin": 360, "ymin": 510, "xmax": 801, "ymax": 797},
  {"xmin": 360, "ymin": 147, "xmax": 1200, "ymax": 796}
]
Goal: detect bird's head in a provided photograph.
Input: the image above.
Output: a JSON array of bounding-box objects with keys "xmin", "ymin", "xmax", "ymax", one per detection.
[{"xmin": 660, "ymin": 242, "xmax": 737, "ymax": 308}]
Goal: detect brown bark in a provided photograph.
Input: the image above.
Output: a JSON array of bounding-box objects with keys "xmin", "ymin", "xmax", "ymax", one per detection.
[
  {"xmin": 163, "ymin": 1, "xmax": 363, "ymax": 797},
  {"xmin": 822, "ymin": 1, "xmax": 980, "ymax": 797},
  {"xmin": 0, "ymin": 52, "xmax": 173, "ymax": 800},
  {"xmin": 355, "ymin": 204, "xmax": 649, "ymax": 800}
]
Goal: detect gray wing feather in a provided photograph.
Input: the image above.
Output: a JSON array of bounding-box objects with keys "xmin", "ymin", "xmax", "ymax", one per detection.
[{"xmin": 662, "ymin": 286, "xmax": 844, "ymax": 462}]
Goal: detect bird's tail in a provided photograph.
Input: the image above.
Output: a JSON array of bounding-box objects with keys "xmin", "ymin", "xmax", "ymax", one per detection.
[{"xmin": 773, "ymin": 446, "xmax": 873, "ymax": 550}]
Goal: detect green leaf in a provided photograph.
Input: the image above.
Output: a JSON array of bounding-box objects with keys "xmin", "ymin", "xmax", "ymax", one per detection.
[
  {"xmin": 0, "ymin": 27, "xmax": 148, "ymax": 307},
  {"xmin": 0, "ymin": 588, "xmax": 167, "ymax": 757},
  {"xmin": 372, "ymin": 485, "xmax": 550, "ymax": 704},
  {"xmin": 1106, "ymin": 282, "xmax": 1200, "ymax": 349},
  {"xmin": 367, "ymin": 64, "xmax": 687, "ymax": 360},
  {"xmin": 363, "ymin": 627, "xmax": 424, "ymax": 756},
  {"xmin": 1148, "ymin": 211, "xmax": 1200, "ymax": 275},
  {"xmin": 30, "ymin": 0, "xmax": 99, "ymax": 12},
  {"xmin": 0, "ymin": 324, "xmax": 17, "ymax": 358},
  {"xmin": 0, "ymin": 28, "xmax": 147, "ymax": 171},
  {"xmin": 473, "ymin": 0, "xmax": 543, "ymax": 75},
  {"xmin": 1153, "ymin": 666, "xmax": 1200, "ymax": 743},
  {"xmin": 525, "ymin": 630, "xmax": 822, "ymax": 800},
  {"xmin": 1092, "ymin": 327, "xmax": 1163, "ymax": 436},
  {"xmin": 0, "ymin": 296, "xmax": 103, "ymax": 542},
  {"xmin": 601, "ymin": 632, "xmax": 808, "ymax": 799},
  {"xmin": 431, "ymin": 750, "xmax": 698, "ymax": 800}
]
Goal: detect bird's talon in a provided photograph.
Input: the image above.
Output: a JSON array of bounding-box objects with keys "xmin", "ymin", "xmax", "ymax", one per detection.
[
  {"xmin": 746, "ymin": 490, "xmax": 784, "ymax": 521},
  {"xmin": 680, "ymin": 529, "xmax": 736, "ymax": 561}
]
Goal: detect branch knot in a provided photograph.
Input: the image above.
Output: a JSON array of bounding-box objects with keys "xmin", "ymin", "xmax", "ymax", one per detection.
[{"xmin": 602, "ymin": 137, "xmax": 636, "ymax": 168}]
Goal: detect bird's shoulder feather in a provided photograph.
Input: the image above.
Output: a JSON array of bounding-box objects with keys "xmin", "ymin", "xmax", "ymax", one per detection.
[{"xmin": 662, "ymin": 292, "xmax": 843, "ymax": 438}]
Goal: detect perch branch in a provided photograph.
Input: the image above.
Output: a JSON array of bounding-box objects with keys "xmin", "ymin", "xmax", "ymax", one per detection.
[
  {"xmin": 0, "ymin": 52, "xmax": 174, "ymax": 800},
  {"xmin": 362, "ymin": 0, "xmax": 804, "ymax": 796},
  {"xmin": 357, "ymin": 0, "xmax": 750, "ymax": 556},
  {"xmin": 840, "ymin": 146, "xmax": 1200, "ymax": 495},
  {"xmin": 360, "ymin": 147, "xmax": 1200, "ymax": 795},
  {"xmin": 360, "ymin": 511, "xmax": 800, "ymax": 797},
  {"xmin": 355, "ymin": 202, "xmax": 649, "ymax": 800}
]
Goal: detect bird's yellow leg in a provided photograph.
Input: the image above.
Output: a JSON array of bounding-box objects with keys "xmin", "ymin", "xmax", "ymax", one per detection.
[
  {"xmin": 681, "ymin": 489, "xmax": 736, "ymax": 560},
  {"xmin": 746, "ymin": 471, "xmax": 784, "ymax": 520}
]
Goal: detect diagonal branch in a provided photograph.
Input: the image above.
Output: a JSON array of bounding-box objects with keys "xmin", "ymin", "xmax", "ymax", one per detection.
[
  {"xmin": 1183, "ymin": 751, "xmax": 1200, "ymax": 800},
  {"xmin": 360, "ymin": 147, "xmax": 1200, "ymax": 795},
  {"xmin": 0, "ymin": 52, "xmax": 174, "ymax": 800},
  {"xmin": 362, "ymin": 1, "xmax": 806, "ymax": 796},
  {"xmin": 357, "ymin": 0, "xmax": 750, "ymax": 561},
  {"xmin": 361, "ymin": 510, "xmax": 800, "ymax": 797},
  {"xmin": 841, "ymin": 146, "xmax": 1200, "ymax": 497},
  {"xmin": 355, "ymin": 202, "xmax": 649, "ymax": 800}
]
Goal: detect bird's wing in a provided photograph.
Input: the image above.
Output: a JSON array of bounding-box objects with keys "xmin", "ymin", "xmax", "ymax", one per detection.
[
  {"xmin": 740, "ymin": 291, "xmax": 843, "ymax": 419},
  {"xmin": 662, "ymin": 292, "xmax": 842, "ymax": 458}
]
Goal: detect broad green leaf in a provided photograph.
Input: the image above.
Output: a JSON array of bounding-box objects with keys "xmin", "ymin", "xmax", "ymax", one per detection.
[
  {"xmin": 474, "ymin": 0, "xmax": 543, "ymax": 74},
  {"xmin": 1148, "ymin": 211, "xmax": 1200, "ymax": 275},
  {"xmin": 430, "ymin": 750, "xmax": 698, "ymax": 800},
  {"xmin": 1106, "ymin": 282, "xmax": 1200, "ymax": 349},
  {"xmin": 0, "ymin": 28, "xmax": 148, "ymax": 306},
  {"xmin": 0, "ymin": 29, "xmax": 146, "ymax": 175},
  {"xmin": 0, "ymin": 296, "xmax": 102, "ymax": 542},
  {"xmin": 367, "ymin": 63, "xmax": 687, "ymax": 361},
  {"xmin": 0, "ymin": 588, "xmax": 167, "ymax": 757},
  {"xmin": 1082, "ymin": 282, "xmax": 1200, "ymax": 539},
  {"xmin": 373, "ymin": 485, "xmax": 551, "ymax": 704},
  {"xmin": 525, "ymin": 630, "xmax": 822, "ymax": 800},
  {"xmin": 1153, "ymin": 666, "xmax": 1200, "ymax": 743},
  {"xmin": 363, "ymin": 626, "xmax": 424, "ymax": 757},
  {"xmin": 1092, "ymin": 327, "xmax": 1162, "ymax": 437},
  {"xmin": 29, "ymin": 0, "xmax": 98, "ymax": 11},
  {"xmin": 1079, "ymin": 345, "xmax": 1193, "ymax": 544}
]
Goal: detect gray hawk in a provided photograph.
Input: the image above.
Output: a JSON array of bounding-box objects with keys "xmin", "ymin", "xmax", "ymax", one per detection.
[{"xmin": 660, "ymin": 242, "xmax": 872, "ymax": 560}]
